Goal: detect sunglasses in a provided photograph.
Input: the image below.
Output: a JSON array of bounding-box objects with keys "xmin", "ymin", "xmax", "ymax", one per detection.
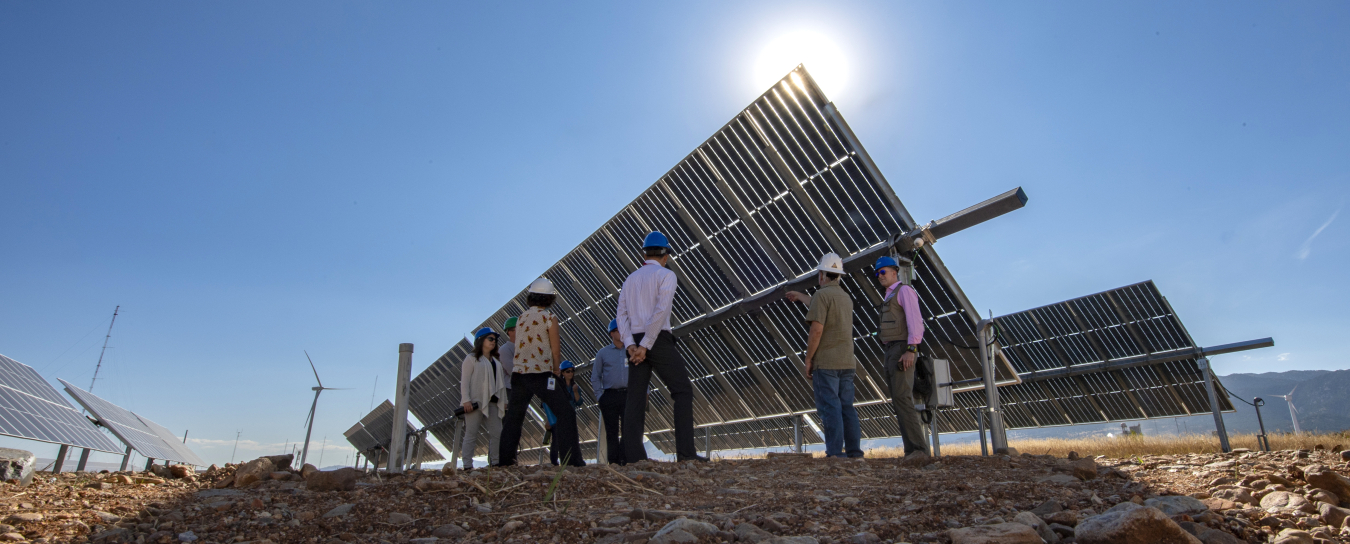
[{"xmin": 875, "ymin": 268, "xmax": 893, "ymax": 277}]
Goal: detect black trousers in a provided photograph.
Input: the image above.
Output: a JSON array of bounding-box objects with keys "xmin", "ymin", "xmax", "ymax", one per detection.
[
  {"xmin": 598, "ymin": 388, "xmax": 627, "ymax": 464},
  {"xmin": 499, "ymin": 373, "xmax": 584, "ymax": 466},
  {"xmin": 623, "ymin": 331, "xmax": 696, "ymax": 461}
]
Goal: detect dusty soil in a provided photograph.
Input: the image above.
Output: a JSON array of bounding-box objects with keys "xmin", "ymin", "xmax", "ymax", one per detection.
[{"xmin": 2, "ymin": 448, "xmax": 1347, "ymax": 544}]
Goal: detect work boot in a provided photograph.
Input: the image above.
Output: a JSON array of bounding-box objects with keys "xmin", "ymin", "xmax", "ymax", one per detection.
[
  {"xmin": 899, "ymin": 450, "xmax": 931, "ymax": 467},
  {"xmin": 677, "ymin": 454, "xmax": 710, "ymax": 463}
]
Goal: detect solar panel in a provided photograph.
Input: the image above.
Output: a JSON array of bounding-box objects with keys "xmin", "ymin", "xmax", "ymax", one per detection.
[
  {"xmin": 59, "ymin": 379, "xmax": 205, "ymax": 465},
  {"xmin": 408, "ymin": 67, "xmax": 1020, "ymax": 458},
  {"xmin": 344, "ymin": 400, "xmax": 444, "ymax": 465},
  {"xmin": 0, "ymin": 354, "xmax": 122, "ymax": 453}
]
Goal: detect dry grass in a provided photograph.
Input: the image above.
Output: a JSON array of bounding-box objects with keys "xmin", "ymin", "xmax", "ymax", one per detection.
[{"xmin": 864, "ymin": 431, "xmax": 1350, "ymax": 459}]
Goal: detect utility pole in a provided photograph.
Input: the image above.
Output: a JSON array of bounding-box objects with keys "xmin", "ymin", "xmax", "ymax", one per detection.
[
  {"xmin": 230, "ymin": 431, "xmax": 241, "ymax": 463},
  {"xmin": 91, "ymin": 306, "xmax": 120, "ymax": 392}
]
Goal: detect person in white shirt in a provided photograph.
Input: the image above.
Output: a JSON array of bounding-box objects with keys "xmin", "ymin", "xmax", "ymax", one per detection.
[
  {"xmin": 615, "ymin": 231, "xmax": 706, "ymax": 463},
  {"xmin": 459, "ymin": 327, "xmax": 509, "ymax": 469}
]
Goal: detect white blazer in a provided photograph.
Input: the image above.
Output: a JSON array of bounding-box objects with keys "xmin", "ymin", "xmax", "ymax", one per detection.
[{"xmin": 460, "ymin": 353, "xmax": 509, "ymax": 412}]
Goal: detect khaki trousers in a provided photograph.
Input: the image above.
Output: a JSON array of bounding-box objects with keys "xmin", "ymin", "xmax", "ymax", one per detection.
[{"xmin": 883, "ymin": 342, "xmax": 930, "ymax": 456}]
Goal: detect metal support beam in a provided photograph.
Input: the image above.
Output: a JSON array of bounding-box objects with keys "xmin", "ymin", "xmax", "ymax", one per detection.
[
  {"xmin": 1019, "ymin": 339, "xmax": 1274, "ymax": 383},
  {"xmin": 77, "ymin": 448, "xmax": 91, "ymax": 472},
  {"xmin": 119, "ymin": 445, "xmax": 131, "ymax": 471},
  {"xmin": 389, "ymin": 343, "xmax": 413, "ymax": 473},
  {"xmin": 929, "ymin": 412, "xmax": 941, "ymax": 458},
  {"xmin": 53, "ymin": 445, "xmax": 68, "ymax": 473},
  {"xmin": 978, "ymin": 320, "xmax": 1008, "ymax": 452},
  {"xmin": 1199, "ymin": 357, "xmax": 1231, "ymax": 453},
  {"xmin": 145, "ymin": 457, "xmax": 155, "ymax": 471},
  {"xmin": 596, "ymin": 417, "xmax": 607, "ymax": 465},
  {"xmin": 793, "ymin": 415, "xmax": 802, "ymax": 453}
]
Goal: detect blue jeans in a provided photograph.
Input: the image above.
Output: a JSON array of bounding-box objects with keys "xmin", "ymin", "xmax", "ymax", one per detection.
[{"xmin": 813, "ymin": 368, "xmax": 863, "ymax": 458}]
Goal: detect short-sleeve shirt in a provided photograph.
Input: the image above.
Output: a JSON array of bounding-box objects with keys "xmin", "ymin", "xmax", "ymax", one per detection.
[
  {"xmin": 803, "ymin": 281, "xmax": 855, "ymax": 370},
  {"xmin": 514, "ymin": 307, "xmax": 556, "ymax": 374}
]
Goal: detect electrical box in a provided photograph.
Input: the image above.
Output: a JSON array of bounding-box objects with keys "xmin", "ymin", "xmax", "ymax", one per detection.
[{"xmin": 931, "ymin": 358, "xmax": 953, "ymax": 408}]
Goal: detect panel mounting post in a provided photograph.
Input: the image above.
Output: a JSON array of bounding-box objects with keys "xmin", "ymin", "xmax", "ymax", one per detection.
[
  {"xmin": 389, "ymin": 343, "xmax": 413, "ymax": 474},
  {"xmin": 793, "ymin": 415, "xmax": 802, "ymax": 453},
  {"xmin": 145, "ymin": 457, "xmax": 155, "ymax": 471},
  {"xmin": 77, "ymin": 448, "xmax": 91, "ymax": 472},
  {"xmin": 978, "ymin": 320, "xmax": 1008, "ymax": 452},
  {"xmin": 1198, "ymin": 357, "xmax": 1231, "ymax": 453},
  {"xmin": 53, "ymin": 445, "xmax": 68, "ymax": 473},
  {"xmin": 119, "ymin": 445, "xmax": 131, "ymax": 471}
]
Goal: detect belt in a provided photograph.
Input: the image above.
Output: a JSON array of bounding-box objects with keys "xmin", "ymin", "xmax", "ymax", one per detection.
[{"xmin": 605, "ymin": 388, "xmax": 628, "ymax": 392}]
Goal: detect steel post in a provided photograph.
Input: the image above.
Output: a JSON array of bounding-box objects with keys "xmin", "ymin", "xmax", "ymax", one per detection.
[
  {"xmin": 929, "ymin": 412, "xmax": 941, "ymax": 458},
  {"xmin": 119, "ymin": 445, "xmax": 131, "ymax": 471},
  {"xmin": 449, "ymin": 420, "xmax": 464, "ymax": 469},
  {"xmin": 978, "ymin": 320, "xmax": 1008, "ymax": 452},
  {"xmin": 389, "ymin": 343, "xmax": 413, "ymax": 473},
  {"xmin": 1198, "ymin": 357, "xmax": 1231, "ymax": 453},
  {"xmin": 145, "ymin": 458, "xmax": 155, "ymax": 471},
  {"xmin": 597, "ymin": 418, "xmax": 608, "ymax": 466},
  {"xmin": 77, "ymin": 448, "xmax": 91, "ymax": 471},
  {"xmin": 793, "ymin": 415, "xmax": 802, "ymax": 453},
  {"xmin": 53, "ymin": 445, "xmax": 69, "ymax": 473},
  {"xmin": 1253, "ymin": 398, "xmax": 1269, "ymax": 452},
  {"xmin": 978, "ymin": 411, "xmax": 988, "ymax": 457},
  {"xmin": 704, "ymin": 427, "xmax": 711, "ymax": 459}
]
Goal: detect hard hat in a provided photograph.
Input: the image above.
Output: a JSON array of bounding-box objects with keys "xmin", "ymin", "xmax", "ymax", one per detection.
[
  {"xmin": 875, "ymin": 256, "xmax": 900, "ymax": 270},
  {"xmin": 527, "ymin": 277, "xmax": 556, "ymax": 295},
  {"xmin": 608, "ymin": 319, "xmax": 619, "ymax": 332},
  {"xmin": 816, "ymin": 252, "xmax": 845, "ymax": 275},
  {"xmin": 559, "ymin": 360, "xmax": 575, "ymax": 371},
  {"xmin": 643, "ymin": 231, "xmax": 670, "ymax": 254},
  {"xmin": 474, "ymin": 327, "xmax": 498, "ymax": 340},
  {"xmin": 503, "ymin": 316, "xmax": 518, "ymax": 330}
]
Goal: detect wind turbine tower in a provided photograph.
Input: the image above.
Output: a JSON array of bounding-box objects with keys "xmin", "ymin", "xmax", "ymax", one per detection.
[
  {"xmin": 301, "ymin": 351, "xmax": 347, "ymax": 466},
  {"xmin": 1273, "ymin": 386, "xmax": 1302, "ymax": 434}
]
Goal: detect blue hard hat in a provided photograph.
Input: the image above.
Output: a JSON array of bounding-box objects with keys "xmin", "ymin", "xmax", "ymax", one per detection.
[
  {"xmin": 608, "ymin": 319, "xmax": 619, "ymax": 332},
  {"xmin": 560, "ymin": 360, "xmax": 575, "ymax": 371},
  {"xmin": 643, "ymin": 231, "xmax": 670, "ymax": 250},
  {"xmin": 875, "ymin": 256, "xmax": 900, "ymax": 270},
  {"xmin": 474, "ymin": 327, "xmax": 498, "ymax": 340}
]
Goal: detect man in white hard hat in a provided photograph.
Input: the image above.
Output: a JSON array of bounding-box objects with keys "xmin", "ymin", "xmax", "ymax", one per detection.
[
  {"xmin": 615, "ymin": 231, "xmax": 706, "ymax": 463},
  {"xmin": 785, "ymin": 252, "xmax": 862, "ymax": 458}
]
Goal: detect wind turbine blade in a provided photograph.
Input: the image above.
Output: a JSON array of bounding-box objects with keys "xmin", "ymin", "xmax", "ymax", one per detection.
[
  {"xmin": 320, "ymin": 387, "xmax": 354, "ymax": 391},
  {"xmin": 305, "ymin": 350, "xmax": 324, "ymax": 388}
]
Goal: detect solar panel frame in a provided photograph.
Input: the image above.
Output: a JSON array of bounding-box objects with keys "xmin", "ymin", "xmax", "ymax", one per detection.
[
  {"xmin": 344, "ymin": 400, "xmax": 444, "ymax": 465},
  {"xmin": 59, "ymin": 379, "xmax": 204, "ymax": 464},
  {"xmin": 0, "ymin": 354, "xmax": 123, "ymax": 453}
]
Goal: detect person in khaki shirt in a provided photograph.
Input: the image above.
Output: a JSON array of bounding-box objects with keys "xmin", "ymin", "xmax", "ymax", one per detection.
[{"xmin": 785, "ymin": 252, "xmax": 862, "ymax": 458}]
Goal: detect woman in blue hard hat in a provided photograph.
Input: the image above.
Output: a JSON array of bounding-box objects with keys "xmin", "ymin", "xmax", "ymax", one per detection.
[
  {"xmin": 497, "ymin": 277, "xmax": 586, "ymax": 467},
  {"xmin": 460, "ymin": 327, "xmax": 510, "ymax": 469},
  {"xmin": 542, "ymin": 360, "xmax": 584, "ymax": 465}
]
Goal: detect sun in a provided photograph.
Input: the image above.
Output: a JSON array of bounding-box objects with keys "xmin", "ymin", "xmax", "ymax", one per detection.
[{"xmin": 753, "ymin": 30, "xmax": 849, "ymax": 98}]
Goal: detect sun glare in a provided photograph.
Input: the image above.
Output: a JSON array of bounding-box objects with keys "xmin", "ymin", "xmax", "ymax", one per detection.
[{"xmin": 754, "ymin": 30, "xmax": 849, "ymax": 98}]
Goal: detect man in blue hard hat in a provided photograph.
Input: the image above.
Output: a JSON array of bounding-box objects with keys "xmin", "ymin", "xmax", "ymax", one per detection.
[
  {"xmin": 785, "ymin": 252, "xmax": 862, "ymax": 458},
  {"xmin": 500, "ymin": 316, "xmax": 518, "ymax": 390},
  {"xmin": 615, "ymin": 231, "xmax": 706, "ymax": 463},
  {"xmin": 872, "ymin": 254, "xmax": 930, "ymax": 463},
  {"xmin": 591, "ymin": 319, "xmax": 629, "ymax": 464}
]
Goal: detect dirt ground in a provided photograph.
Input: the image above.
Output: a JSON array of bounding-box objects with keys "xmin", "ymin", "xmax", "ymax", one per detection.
[{"xmin": 2, "ymin": 447, "xmax": 1348, "ymax": 544}]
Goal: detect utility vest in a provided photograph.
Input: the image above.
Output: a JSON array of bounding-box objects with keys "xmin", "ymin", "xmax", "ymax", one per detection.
[{"xmin": 877, "ymin": 286, "xmax": 911, "ymax": 345}]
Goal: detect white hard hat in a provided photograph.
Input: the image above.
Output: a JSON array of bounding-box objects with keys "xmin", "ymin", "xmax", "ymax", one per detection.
[
  {"xmin": 816, "ymin": 253, "xmax": 844, "ymax": 275},
  {"xmin": 527, "ymin": 277, "xmax": 556, "ymax": 295}
]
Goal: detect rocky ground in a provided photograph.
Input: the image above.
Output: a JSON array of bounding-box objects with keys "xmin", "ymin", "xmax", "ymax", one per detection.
[{"xmin": 1, "ymin": 447, "xmax": 1348, "ymax": 544}]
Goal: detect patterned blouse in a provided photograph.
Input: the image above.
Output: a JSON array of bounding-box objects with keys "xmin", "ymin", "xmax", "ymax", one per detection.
[{"xmin": 513, "ymin": 306, "xmax": 557, "ymax": 374}]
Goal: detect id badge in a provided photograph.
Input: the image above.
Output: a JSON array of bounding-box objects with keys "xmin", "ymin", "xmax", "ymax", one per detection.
[{"xmin": 547, "ymin": 377, "xmax": 557, "ymax": 391}]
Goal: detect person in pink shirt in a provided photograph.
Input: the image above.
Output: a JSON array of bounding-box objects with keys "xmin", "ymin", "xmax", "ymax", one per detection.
[{"xmin": 873, "ymin": 255, "xmax": 930, "ymax": 463}]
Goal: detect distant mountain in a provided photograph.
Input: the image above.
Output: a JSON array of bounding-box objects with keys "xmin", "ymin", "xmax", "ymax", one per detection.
[{"xmin": 1218, "ymin": 369, "xmax": 1350, "ymax": 434}]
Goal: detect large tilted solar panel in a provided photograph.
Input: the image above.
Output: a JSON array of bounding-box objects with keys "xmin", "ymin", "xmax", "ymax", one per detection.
[
  {"xmin": 683, "ymin": 281, "xmax": 1237, "ymax": 450},
  {"xmin": 412, "ymin": 67, "xmax": 1018, "ymax": 458},
  {"xmin": 0, "ymin": 354, "xmax": 122, "ymax": 453},
  {"xmin": 59, "ymin": 379, "xmax": 204, "ymax": 464},
  {"xmin": 345, "ymin": 400, "xmax": 444, "ymax": 465}
]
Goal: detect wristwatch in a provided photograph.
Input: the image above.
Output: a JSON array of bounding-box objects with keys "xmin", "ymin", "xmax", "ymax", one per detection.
[{"xmin": 906, "ymin": 344, "xmax": 920, "ymax": 354}]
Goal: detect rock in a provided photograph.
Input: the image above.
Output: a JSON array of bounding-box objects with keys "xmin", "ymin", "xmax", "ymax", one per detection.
[
  {"xmin": 306, "ymin": 468, "xmax": 361, "ymax": 492},
  {"xmin": 1260, "ymin": 491, "xmax": 1315, "ymax": 513},
  {"xmin": 653, "ymin": 518, "xmax": 718, "ymax": 539},
  {"xmin": 1318, "ymin": 501, "xmax": 1350, "ymax": 527},
  {"xmin": 1144, "ymin": 495, "xmax": 1209, "ymax": 516},
  {"xmin": 176, "ymin": 531, "xmax": 197, "ymax": 543},
  {"xmin": 262, "ymin": 454, "xmax": 293, "ymax": 471},
  {"xmin": 1307, "ymin": 488, "xmax": 1338, "ymax": 504},
  {"xmin": 841, "ymin": 496, "xmax": 860, "ymax": 507},
  {"xmin": 501, "ymin": 520, "xmax": 525, "ymax": 534},
  {"xmin": 1038, "ymin": 474, "xmax": 1081, "ymax": 487},
  {"xmin": 0, "ymin": 533, "xmax": 24, "ymax": 542},
  {"xmin": 1048, "ymin": 523, "xmax": 1074, "ymax": 538},
  {"xmin": 1067, "ymin": 451, "xmax": 1080, "ymax": 460},
  {"xmin": 300, "ymin": 463, "xmax": 318, "ymax": 478},
  {"xmin": 1208, "ymin": 487, "xmax": 1253, "ymax": 504},
  {"xmin": 648, "ymin": 529, "xmax": 698, "ymax": 544},
  {"xmin": 1200, "ymin": 498, "xmax": 1238, "ymax": 512},
  {"xmin": 1043, "ymin": 510, "xmax": 1078, "ymax": 526},
  {"xmin": 431, "ymin": 524, "xmax": 466, "ymax": 539},
  {"xmin": 0, "ymin": 448, "xmax": 35, "ymax": 487},
  {"xmin": 92, "ymin": 528, "xmax": 130, "ymax": 542},
  {"xmin": 168, "ymin": 465, "xmax": 194, "ymax": 479},
  {"xmin": 1342, "ymin": 450, "xmax": 1350, "ymax": 462},
  {"xmin": 322, "ymin": 504, "xmax": 354, "ymax": 518},
  {"xmin": 758, "ymin": 517, "xmax": 787, "ymax": 533},
  {"xmin": 1071, "ymin": 458, "xmax": 1099, "ymax": 480},
  {"xmin": 849, "ymin": 532, "xmax": 880, "ymax": 544},
  {"xmin": 1303, "ymin": 464, "xmax": 1350, "ymax": 503},
  {"xmin": 212, "ymin": 475, "xmax": 234, "ymax": 488},
  {"xmin": 7, "ymin": 513, "xmax": 41, "ymax": 523},
  {"xmin": 1032, "ymin": 499, "xmax": 1064, "ymax": 518},
  {"xmin": 268, "ymin": 471, "xmax": 289, "ymax": 480},
  {"xmin": 388, "ymin": 512, "xmax": 412, "ymax": 524},
  {"xmin": 408, "ymin": 539, "xmax": 437, "ymax": 544},
  {"xmin": 735, "ymin": 523, "xmax": 775, "ymax": 543},
  {"xmin": 440, "ymin": 464, "xmax": 456, "ymax": 476},
  {"xmin": 233, "ymin": 457, "xmax": 274, "ymax": 487},
  {"xmin": 1012, "ymin": 511, "xmax": 1059, "ymax": 543},
  {"xmin": 92, "ymin": 511, "xmax": 120, "ymax": 523},
  {"xmin": 85, "ymin": 481, "xmax": 112, "ymax": 490},
  {"xmin": 1074, "ymin": 503, "xmax": 1201, "ymax": 544},
  {"xmin": 763, "ymin": 538, "xmax": 818, "ymax": 544},
  {"xmin": 947, "ymin": 522, "xmax": 1044, "ymax": 544},
  {"xmin": 1271, "ymin": 528, "xmax": 1313, "ymax": 544}
]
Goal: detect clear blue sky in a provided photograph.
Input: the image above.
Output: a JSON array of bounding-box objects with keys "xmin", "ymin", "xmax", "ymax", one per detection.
[{"xmin": 1, "ymin": 2, "xmax": 1346, "ymax": 467}]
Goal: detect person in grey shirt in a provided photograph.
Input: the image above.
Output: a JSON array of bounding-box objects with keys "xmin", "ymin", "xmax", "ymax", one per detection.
[
  {"xmin": 499, "ymin": 316, "xmax": 517, "ymax": 388},
  {"xmin": 592, "ymin": 319, "xmax": 629, "ymax": 464}
]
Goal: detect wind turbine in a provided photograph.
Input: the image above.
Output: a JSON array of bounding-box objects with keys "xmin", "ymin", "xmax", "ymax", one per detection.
[
  {"xmin": 1273, "ymin": 386, "xmax": 1302, "ymax": 434},
  {"xmin": 301, "ymin": 351, "xmax": 348, "ymax": 466}
]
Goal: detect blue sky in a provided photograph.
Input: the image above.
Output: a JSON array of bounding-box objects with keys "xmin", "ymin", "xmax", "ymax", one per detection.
[{"xmin": 1, "ymin": 2, "xmax": 1346, "ymax": 467}]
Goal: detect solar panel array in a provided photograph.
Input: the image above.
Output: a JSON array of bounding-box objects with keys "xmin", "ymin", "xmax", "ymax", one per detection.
[
  {"xmin": 0, "ymin": 354, "xmax": 122, "ymax": 453},
  {"xmin": 60, "ymin": 379, "xmax": 206, "ymax": 465},
  {"xmin": 406, "ymin": 67, "xmax": 1022, "ymax": 457},
  {"xmin": 344, "ymin": 400, "xmax": 444, "ymax": 465}
]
